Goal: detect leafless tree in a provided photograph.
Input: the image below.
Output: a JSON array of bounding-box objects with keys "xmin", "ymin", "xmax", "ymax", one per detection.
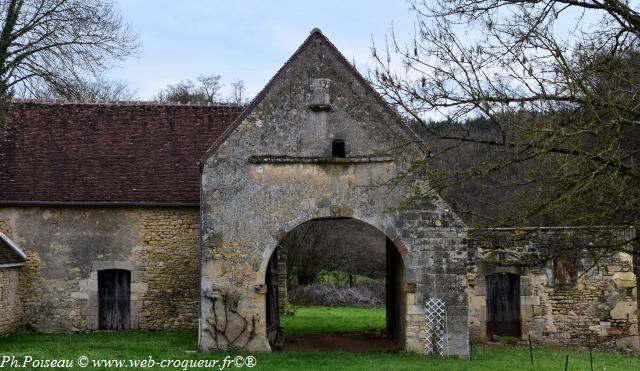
[
  {"xmin": 198, "ymin": 74, "xmax": 222, "ymax": 103},
  {"xmin": 0, "ymin": 0, "xmax": 140, "ymax": 128},
  {"xmin": 155, "ymin": 74, "xmax": 222, "ymax": 104},
  {"xmin": 229, "ymin": 79, "xmax": 246, "ymax": 106},
  {"xmin": 372, "ymin": 0, "xmax": 640, "ymax": 331},
  {"xmin": 283, "ymin": 219, "xmax": 386, "ymax": 288},
  {"xmin": 30, "ymin": 76, "xmax": 135, "ymax": 101}
]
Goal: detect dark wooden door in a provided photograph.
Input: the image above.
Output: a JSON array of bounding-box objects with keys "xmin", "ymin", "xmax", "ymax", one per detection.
[
  {"xmin": 98, "ymin": 269, "xmax": 131, "ymax": 330},
  {"xmin": 386, "ymin": 238, "xmax": 403, "ymax": 343},
  {"xmin": 486, "ymin": 273, "xmax": 520, "ymax": 338},
  {"xmin": 265, "ymin": 250, "xmax": 283, "ymax": 349}
]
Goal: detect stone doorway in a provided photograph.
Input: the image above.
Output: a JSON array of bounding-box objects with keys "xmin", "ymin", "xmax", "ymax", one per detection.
[
  {"xmin": 264, "ymin": 218, "xmax": 406, "ymax": 352},
  {"xmin": 486, "ymin": 273, "xmax": 521, "ymax": 338},
  {"xmin": 98, "ymin": 269, "xmax": 131, "ymax": 330}
]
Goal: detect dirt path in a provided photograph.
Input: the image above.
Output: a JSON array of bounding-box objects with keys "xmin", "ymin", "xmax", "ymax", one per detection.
[{"xmin": 283, "ymin": 332, "xmax": 399, "ymax": 352}]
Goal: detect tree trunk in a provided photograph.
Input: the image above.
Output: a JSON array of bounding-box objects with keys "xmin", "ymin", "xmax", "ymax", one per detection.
[
  {"xmin": 634, "ymin": 238, "xmax": 640, "ymax": 338},
  {"xmin": 0, "ymin": 91, "xmax": 9, "ymax": 140}
]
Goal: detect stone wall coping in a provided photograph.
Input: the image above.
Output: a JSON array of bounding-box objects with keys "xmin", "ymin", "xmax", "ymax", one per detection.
[
  {"xmin": 470, "ymin": 226, "xmax": 634, "ymax": 232},
  {"xmin": 247, "ymin": 155, "xmax": 394, "ymax": 164}
]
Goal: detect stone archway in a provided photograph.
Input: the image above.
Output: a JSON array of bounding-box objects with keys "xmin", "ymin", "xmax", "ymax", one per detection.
[
  {"xmin": 261, "ymin": 217, "xmax": 409, "ymax": 351},
  {"xmin": 199, "ymin": 174, "xmax": 469, "ymax": 356}
]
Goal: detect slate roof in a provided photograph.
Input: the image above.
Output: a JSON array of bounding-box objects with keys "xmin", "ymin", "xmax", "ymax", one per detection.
[
  {"xmin": 0, "ymin": 232, "xmax": 26, "ymax": 266},
  {"xmin": 0, "ymin": 101, "xmax": 242, "ymax": 205}
]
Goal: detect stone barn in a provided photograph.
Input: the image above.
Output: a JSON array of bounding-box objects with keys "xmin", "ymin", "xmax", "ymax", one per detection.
[
  {"xmin": 0, "ymin": 28, "xmax": 637, "ymax": 356},
  {"xmin": 0, "ymin": 101, "xmax": 242, "ymax": 333}
]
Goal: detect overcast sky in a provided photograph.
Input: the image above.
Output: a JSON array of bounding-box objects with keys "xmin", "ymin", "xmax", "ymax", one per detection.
[{"xmin": 109, "ymin": 0, "xmax": 415, "ymax": 100}]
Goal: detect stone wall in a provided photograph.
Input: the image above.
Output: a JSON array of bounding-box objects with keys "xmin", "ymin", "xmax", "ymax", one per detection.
[
  {"xmin": 0, "ymin": 267, "xmax": 22, "ymax": 335},
  {"xmin": 468, "ymin": 227, "xmax": 639, "ymax": 352},
  {"xmin": 0, "ymin": 207, "xmax": 199, "ymax": 333}
]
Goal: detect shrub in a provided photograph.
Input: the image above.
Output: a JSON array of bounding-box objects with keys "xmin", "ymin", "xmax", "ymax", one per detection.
[{"xmin": 288, "ymin": 281, "xmax": 385, "ymax": 308}]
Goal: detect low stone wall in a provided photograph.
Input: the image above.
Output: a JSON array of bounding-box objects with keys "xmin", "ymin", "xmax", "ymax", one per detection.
[
  {"xmin": 0, "ymin": 206, "xmax": 199, "ymax": 333},
  {"xmin": 0, "ymin": 267, "xmax": 22, "ymax": 335},
  {"xmin": 468, "ymin": 227, "xmax": 639, "ymax": 352}
]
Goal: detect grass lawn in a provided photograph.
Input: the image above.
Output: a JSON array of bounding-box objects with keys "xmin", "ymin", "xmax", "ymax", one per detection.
[
  {"xmin": 0, "ymin": 306, "xmax": 638, "ymax": 370},
  {"xmin": 0, "ymin": 331, "xmax": 639, "ymax": 370},
  {"xmin": 281, "ymin": 306, "xmax": 386, "ymax": 335}
]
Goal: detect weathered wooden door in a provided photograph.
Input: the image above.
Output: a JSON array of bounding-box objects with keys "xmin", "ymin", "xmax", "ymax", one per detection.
[
  {"xmin": 265, "ymin": 250, "xmax": 283, "ymax": 349},
  {"xmin": 486, "ymin": 273, "xmax": 521, "ymax": 338},
  {"xmin": 98, "ymin": 269, "xmax": 131, "ymax": 330}
]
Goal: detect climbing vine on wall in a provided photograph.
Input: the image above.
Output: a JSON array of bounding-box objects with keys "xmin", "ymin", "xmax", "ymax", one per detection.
[{"xmin": 203, "ymin": 288, "xmax": 257, "ymax": 349}]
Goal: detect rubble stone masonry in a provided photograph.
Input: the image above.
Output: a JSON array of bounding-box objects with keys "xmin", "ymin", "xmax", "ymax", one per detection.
[
  {"xmin": 0, "ymin": 267, "xmax": 21, "ymax": 335},
  {"xmin": 467, "ymin": 227, "xmax": 639, "ymax": 352},
  {"xmin": 0, "ymin": 207, "xmax": 199, "ymax": 332}
]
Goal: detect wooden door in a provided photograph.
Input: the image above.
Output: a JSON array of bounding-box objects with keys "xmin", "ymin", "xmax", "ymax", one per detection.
[
  {"xmin": 98, "ymin": 269, "xmax": 131, "ymax": 330},
  {"xmin": 386, "ymin": 238, "xmax": 404, "ymax": 343},
  {"xmin": 486, "ymin": 273, "xmax": 520, "ymax": 338},
  {"xmin": 265, "ymin": 251, "xmax": 283, "ymax": 349}
]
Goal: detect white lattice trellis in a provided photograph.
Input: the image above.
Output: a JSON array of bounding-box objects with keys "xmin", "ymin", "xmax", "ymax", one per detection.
[{"xmin": 424, "ymin": 297, "xmax": 448, "ymax": 357}]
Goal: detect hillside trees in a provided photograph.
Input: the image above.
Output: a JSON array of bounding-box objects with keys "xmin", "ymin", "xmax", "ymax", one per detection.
[{"xmin": 372, "ymin": 0, "xmax": 640, "ymax": 330}]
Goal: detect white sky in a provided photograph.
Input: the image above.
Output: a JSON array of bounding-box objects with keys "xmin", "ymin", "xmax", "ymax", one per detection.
[{"xmin": 108, "ymin": 0, "xmax": 416, "ymax": 100}]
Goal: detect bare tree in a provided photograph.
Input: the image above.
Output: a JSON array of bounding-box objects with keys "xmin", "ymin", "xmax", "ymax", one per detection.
[
  {"xmin": 197, "ymin": 74, "xmax": 222, "ymax": 102},
  {"xmin": 0, "ymin": 0, "xmax": 140, "ymax": 128},
  {"xmin": 30, "ymin": 76, "xmax": 135, "ymax": 101},
  {"xmin": 283, "ymin": 219, "xmax": 386, "ymax": 288},
  {"xmin": 155, "ymin": 74, "xmax": 222, "ymax": 104},
  {"xmin": 229, "ymin": 79, "xmax": 246, "ymax": 106},
  {"xmin": 372, "ymin": 0, "xmax": 640, "ymax": 330}
]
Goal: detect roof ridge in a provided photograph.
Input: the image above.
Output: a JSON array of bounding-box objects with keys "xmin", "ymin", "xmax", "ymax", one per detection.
[{"xmin": 11, "ymin": 98, "xmax": 245, "ymax": 108}]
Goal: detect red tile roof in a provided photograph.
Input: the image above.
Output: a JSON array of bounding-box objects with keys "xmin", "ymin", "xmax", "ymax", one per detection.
[{"xmin": 0, "ymin": 101, "xmax": 242, "ymax": 205}]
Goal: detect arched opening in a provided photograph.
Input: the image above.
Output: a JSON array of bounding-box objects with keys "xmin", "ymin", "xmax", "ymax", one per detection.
[
  {"xmin": 265, "ymin": 217, "xmax": 406, "ymax": 351},
  {"xmin": 98, "ymin": 269, "xmax": 131, "ymax": 330},
  {"xmin": 485, "ymin": 272, "xmax": 521, "ymax": 339}
]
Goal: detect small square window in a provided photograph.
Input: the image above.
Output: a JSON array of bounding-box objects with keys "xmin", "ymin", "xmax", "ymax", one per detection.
[{"xmin": 332, "ymin": 139, "xmax": 345, "ymax": 158}]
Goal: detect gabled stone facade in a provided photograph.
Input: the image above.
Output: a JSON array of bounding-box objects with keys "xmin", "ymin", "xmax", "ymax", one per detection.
[{"xmin": 198, "ymin": 29, "xmax": 470, "ymax": 357}]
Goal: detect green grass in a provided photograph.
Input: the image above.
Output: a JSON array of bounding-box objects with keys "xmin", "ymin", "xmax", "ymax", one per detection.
[
  {"xmin": 281, "ymin": 306, "xmax": 385, "ymax": 335},
  {"xmin": 0, "ymin": 331, "xmax": 639, "ymax": 370}
]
